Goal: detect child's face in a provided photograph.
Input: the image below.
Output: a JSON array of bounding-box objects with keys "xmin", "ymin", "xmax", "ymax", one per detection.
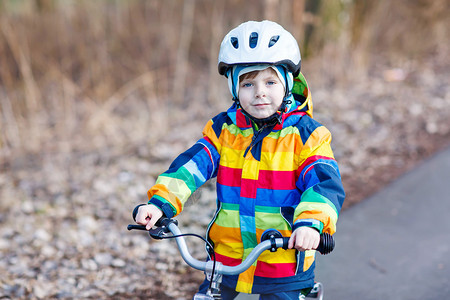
[{"xmin": 238, "ymin": 68, "xmax": 285, "ymax": 120}]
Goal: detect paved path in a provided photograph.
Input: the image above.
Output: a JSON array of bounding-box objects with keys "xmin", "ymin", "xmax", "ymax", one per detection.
[
  {"xmin": 237, "ymin": 145, "xmax": 450, "ymax": 299},
  {"xmin": 314, "ymin": 145, "xmax": 450, "ymax": 299}
]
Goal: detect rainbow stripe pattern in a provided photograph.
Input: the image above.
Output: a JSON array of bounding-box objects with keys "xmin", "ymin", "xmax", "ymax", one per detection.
[{"xmin": 147, "ymin": 74, "xmax": 345, "ymax": 294}]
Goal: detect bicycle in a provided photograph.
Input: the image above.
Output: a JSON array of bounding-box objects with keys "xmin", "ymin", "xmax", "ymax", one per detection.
[{"xmin": 128, "ymin": 208, "xmax": 335, "ymax": 300}]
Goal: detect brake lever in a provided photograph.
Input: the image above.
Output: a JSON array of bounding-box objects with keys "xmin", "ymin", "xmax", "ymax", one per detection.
[
  {"xmin": 127, "ymin": 217, "xmax": 178, "ymax": 240},
  {"xmin": 148, "ymin": 226, "xmax": 170, "ymax": 239}
]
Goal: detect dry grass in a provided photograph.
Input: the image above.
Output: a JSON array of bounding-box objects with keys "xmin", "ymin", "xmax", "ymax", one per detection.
[{"xmin": 0, "ymin": 0, "xmax": 449, "ymax": 187}]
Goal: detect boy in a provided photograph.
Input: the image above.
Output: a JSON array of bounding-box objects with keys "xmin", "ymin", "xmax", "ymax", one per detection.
[{"xmin": 135, "ymin": 20, "xmax": 345, "ymax": 299}]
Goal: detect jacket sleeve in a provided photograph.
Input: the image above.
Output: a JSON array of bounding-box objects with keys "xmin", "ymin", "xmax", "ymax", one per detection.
[
  {"xmin": 147, "ymin": 119, "xmax": 221, "ymax": 218},
  {"xmin": 293, "ymin": 124, "xmax": 345, "ymax": 235}
]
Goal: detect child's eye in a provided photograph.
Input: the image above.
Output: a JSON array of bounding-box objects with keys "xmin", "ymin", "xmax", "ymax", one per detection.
[
  {"xmin": 241, "ymin": 82, "xmax": 253, "ymax": 88},
  {"xmin": 267, "ymin": 80, "xmax": 276, "ymax": 85}
]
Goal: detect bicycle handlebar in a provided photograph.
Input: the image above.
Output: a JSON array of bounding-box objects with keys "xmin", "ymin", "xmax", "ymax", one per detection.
[{"xmin": 128, "ymin": 215, "xmax": 335, "ymax": 276}]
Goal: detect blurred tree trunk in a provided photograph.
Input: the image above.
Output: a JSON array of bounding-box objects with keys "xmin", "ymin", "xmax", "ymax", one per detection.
[
  {"xmin": 291, "ymin": 0, "xmax": 306, "ymax": 46},
  {"xmin": 0, "ymin": 18, "xmax": 40, "ymax": 112},
  {"xmin": 173, "ymin": 0, "xmax": 195, "ymax": 104},
  {"xmin": 35, "ymin": 0, "xmax": 54, "ymax": 12},
  {"xmin": 350, "ymin": 0, "xmax": 377, "ymax": 47},
  {"xmin": 207, "ymin": 0, "xmax": 225, "ymax": 106},
  {"xmin": 264, "ymin": 0, "xmax": 279, "ymax": 21},
  {"xmin": 349, "ymin": 0, "xmax": 378, "ymax": 73}
]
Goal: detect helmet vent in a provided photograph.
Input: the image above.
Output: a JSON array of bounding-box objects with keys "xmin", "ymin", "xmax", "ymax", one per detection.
[
  {"xmin": 230, "ymin": 37, "xmax": 239, "ymax": 49},
  {"xmin": 268, "ymin": 35, "xmax": 280, "ymax": 47},
  {"xmin": 249, "ymin": 32, "xmax": 258, "ymax": 48}
]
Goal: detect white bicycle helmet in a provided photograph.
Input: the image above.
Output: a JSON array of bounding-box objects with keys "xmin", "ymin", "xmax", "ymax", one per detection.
[{"xmin": 218, "ymin": 20, "xmax": 301, "ymax": 77}]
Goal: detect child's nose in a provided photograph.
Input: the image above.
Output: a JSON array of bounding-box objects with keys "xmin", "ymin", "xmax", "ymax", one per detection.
[{"xmin": 255, "ymin": 84, "xmax": 266, "ymax": 98}]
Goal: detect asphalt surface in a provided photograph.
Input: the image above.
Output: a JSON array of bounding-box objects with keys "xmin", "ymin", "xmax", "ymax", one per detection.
[
  {"xmin": 314, "ymin": 145, "xmax": 450, "ymax": 300},
  {"xmin": 237, "ymin": 145, "xmax": 450, "ymax": 299}
]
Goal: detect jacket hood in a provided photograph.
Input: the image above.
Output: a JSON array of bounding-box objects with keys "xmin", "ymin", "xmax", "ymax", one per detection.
[
  {"xmin": 291, "ymin": 72, "xmax": 313, "ymax": 118},
  {"xmin": 227, "ymin": 72, "xmax": 313, "ymax": 130}
]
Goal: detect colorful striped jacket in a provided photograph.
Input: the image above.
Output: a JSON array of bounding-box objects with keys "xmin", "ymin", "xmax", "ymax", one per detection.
[{"xmin": 147, "ymin": 74, "xmax": 345, "ymax": 294}]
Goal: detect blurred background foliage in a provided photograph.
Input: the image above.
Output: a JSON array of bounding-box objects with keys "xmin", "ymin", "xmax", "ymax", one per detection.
[
  {"xmin": 0, "ymin": 0, "xmax": 448, "ymax": 158},
  {"xmin": 0, "ymin": 2, "xmax": 449, "ymax": 297}
]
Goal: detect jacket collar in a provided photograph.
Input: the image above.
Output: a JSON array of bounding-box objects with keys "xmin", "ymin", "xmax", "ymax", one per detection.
[{"xmin": 227, "ymin": 101, "xmax": 308, "ymax": 131}]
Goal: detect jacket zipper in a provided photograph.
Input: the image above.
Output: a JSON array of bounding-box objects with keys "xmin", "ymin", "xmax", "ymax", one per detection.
[
  {"xmin": 244, "ymin": 124, "xmax": 268, "ymax": 157},
  {"xmin": 205, "ymin": 200, "xmax": 222, "ymax": 259}
]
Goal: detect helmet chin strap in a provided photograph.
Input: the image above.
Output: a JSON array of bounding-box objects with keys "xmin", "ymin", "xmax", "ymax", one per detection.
[{"xmin": 232, "ymin": 95, "xmax": 292, "ymax": 127}]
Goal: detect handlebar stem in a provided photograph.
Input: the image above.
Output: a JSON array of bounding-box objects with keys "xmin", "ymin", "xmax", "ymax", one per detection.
[{"xmin": 205, "ymin": 260, "xmax": 222, "ymax": 282}]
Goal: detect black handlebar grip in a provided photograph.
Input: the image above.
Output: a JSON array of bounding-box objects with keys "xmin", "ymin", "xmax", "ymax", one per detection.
[
  {"xmin": 281, "ymin": 234, "xmax": 334, "ymax": 255},
  {"xmin": 282, "ymin": 237, "xmax": 290, "ymax": 250},
  {"xmin": 316, "ymin": 233, "xmax": 335, "ymax": 255},
  {"xmin": 127, "ymin": 224, "xmax": 147, "ymax": 231}
]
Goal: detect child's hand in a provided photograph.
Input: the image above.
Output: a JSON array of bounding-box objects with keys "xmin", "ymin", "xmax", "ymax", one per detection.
[
  {"xmin": 288, "ymin": 227, "xmax": 320, "ymax": 251},
  {"xmin": 135, "ymin": 204, "xmax": 163, "ymax": 230}
]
